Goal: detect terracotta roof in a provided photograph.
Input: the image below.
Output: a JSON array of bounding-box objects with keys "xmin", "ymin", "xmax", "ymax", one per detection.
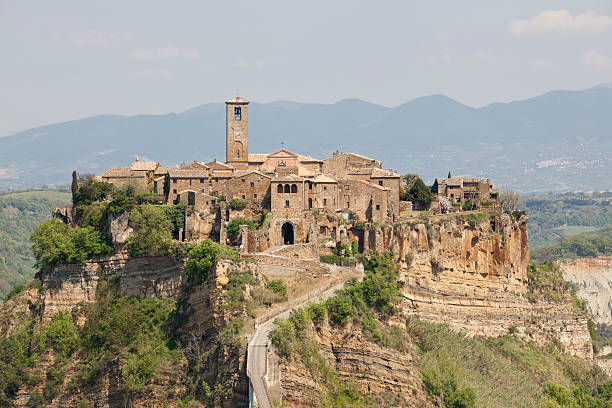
[
  {"xmin": 371, "ymin": 168, "xmax": 400, "ymax": 178},
  {"xmin": 153, "ymin": 166, "xmax": 176, "ymax": 176},
  {"xmin": 296, "ymin": 153, "xmax": 323, "ymax": 163},
  {"xmin": 343, "ymin": 152, "xmax": 380, "ymax": 163},
  {"xmin": 233, "ymin": 170, "xmax": 272, "ymax": 179},
  {"xmin": 311, "ymin": 175, "xmax": 337, "ymax": 183},
  {"xmin": 102, "ymin": 167, "xmax": 134, "ymax": 178},
  {"xmin": 225, "ymin": 96, "xmax": 249, "ymax": 104},
  {"xmin": 273, "ymin": 174, "xmax": 305, "ymax": 182},
  {"xmin": 168, "ymin": 168, "xmax": 209, "ymax": 178},
  {"xmin": 358, "ymin": 179, "xmax": 390, "ymax": 191},
  {"xmin": 182, "ymin": 161, "xmax": 209, "ymax": 170},
  {"xmin": 296, "ymin": 165, "xmax": 316, "ymax": 177},
  {"xmin": 205, "ymin": 160, "xmax": 234, "ymax": 170},
  {"xmin": 130, "ymin": 160, "xmax": 159, "ymax": 171}
]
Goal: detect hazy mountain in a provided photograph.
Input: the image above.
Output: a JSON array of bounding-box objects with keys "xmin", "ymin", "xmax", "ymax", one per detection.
[{"xmin": 1, "ymin": 85, "xmax": 611, "ymax": 192}]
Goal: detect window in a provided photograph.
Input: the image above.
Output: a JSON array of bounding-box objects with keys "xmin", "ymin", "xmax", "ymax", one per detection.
[
  {"xmin": 378, "ymin": 180, "xmax": 383, "ymax": 186},
  {"xmin": 308, "ymin": 182, "xmax": 312, "ymax": 190},
  {"xmin": 173, "ymin": 189, "xmax": 177, "ymax": 194},
  {"xmin": 153, "ymin": 182, "xmax": 158, "ymax": 194},
  {"xmin": 376, "ymin": 204, "xmax": 380, "ymax": 210},
  {"xmin": 323, "ymin": 198, "xmax": 327, "ymax": 206},
  {"xmin": 308, "ymin": 198, "xmax": 312, "ymax": 209},
  {"xmin": 236, "ymin": 150, "xmax": 240, "ymax": 158},
  {"xmin": 323, "ymin": 186, "xmax": 327, "ymax": 190},
  {"xmin": 250, "ymin": 182, "xmax": 254, "ymax": 188},
  {"xmin": 284, "ymin": 184, "xmax": 290, "ymax": 193},
  {"xmin": 291, "ymin": 184, "xmax": 297, "ymax": 193},
  {"xmin": 173, "ymin": 178, "xmax": 177, "ymax": 183},
  {"xmin": 242, "ymin": 195, "xmax": 246, "ymax": 199},
  {"xmin": 242, "ymin": 179, "xmax": 245, "ymax": 183},
  {"xmin": 254, "ymin": 194, "xmax": 257, "ymax": 198},
  {"xmin": 277, "ymin": 184, "xmax": 283, "ymax": 193},
  {"xmin": 211, "ymin": 199, "xmax": 216, "ymax": 205},
  {"xmin": 285, "ymin": 200, "xmax": 290, "ymax": 208},
  {"xmin": 234, "ymin": 106, "xmax": 241, "ymax": 121},
  {"xmin": 200, "ymin": 178, "xmax": 204, "ymax": 183}
]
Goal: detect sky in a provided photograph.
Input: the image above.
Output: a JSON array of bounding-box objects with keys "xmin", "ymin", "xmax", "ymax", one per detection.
[{"xmin": 1, "ymin": 1, "xmax": 612, "ymax": 135}]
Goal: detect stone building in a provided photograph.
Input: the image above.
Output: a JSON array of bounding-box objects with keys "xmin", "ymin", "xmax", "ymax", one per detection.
[
  {"xmin": 98, "ymin": 96, "xmax": 500, "ymax": 250},
  {"xmin": 432, "ymin": 177, "xmax": 499, "ymax": 204}
]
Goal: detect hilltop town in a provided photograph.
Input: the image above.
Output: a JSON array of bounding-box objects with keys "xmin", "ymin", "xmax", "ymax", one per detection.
[{"xmin": 99, "ymin": 96, "xmax": 500, "ymax": 251}]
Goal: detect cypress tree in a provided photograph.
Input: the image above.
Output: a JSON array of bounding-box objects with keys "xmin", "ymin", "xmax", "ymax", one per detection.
[
  {"xmin": 71, "ymin": 170, "xmax": 79, "ymax": 204},
  {"xmin": 447, "ymin": 171, "xmax": 452, "ymax": 178},
  {"xmin": 163, "ymin": 173, "xmax": 170, "ymax": 199}
]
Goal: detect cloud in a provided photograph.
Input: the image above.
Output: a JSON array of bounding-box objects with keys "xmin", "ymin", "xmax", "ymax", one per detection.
[
  {"xmin": 510, "ymin": 9, "xmax": 612, "ymax": 36},
  {"xmin": 72, "ymin": 31, "xmax": 133, "ymax": 47},
  {"xmin": 128, "ymin": 46, "xmax": 200, "ymax": 61},
  {"xmin": 440, "ymin": 53, "xmax": 459, "ymax": 63},
  {"xmin": 582, "ymin": 50, "xmax": 612, "ymax": 72},
  {"xmin": 528, "ymin": 59, "xmax": 555, "ymax": 72},
  {"xmin": 133, "ymin": 69, "xmax": 174, "ymax": 78}
]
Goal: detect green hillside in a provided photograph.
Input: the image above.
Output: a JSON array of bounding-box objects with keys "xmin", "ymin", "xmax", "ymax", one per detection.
[
  {"xmin": 523, "ymin": 193, "xmax": 612, "ymax": 249},
  {"xmin": 531, "ymin": 226, "xmax": 612, "ymax": 264},
  {"xmin": 0, "ymin": 190, "xmax": 71, "ymax": 301}
]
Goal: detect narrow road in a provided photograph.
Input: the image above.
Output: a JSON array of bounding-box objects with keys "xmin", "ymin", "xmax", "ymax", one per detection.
[{"xmin": 247, "ymin": 264, "xmax": 363, "ymax": 408}]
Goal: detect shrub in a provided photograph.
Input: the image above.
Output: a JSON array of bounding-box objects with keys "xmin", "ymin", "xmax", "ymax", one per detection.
[
  {"xmin": 128, "ymin": 204, "xmax": 173, "ymax": 256},
  {"xmin": 39, "ymin": 311, "xmax": 79, "ymax": 359},
  {"xmin": 184, "ymin": 240, "xmax": 237, "ymax": 284},
  {"xmin": 31, "ymin": 219, "xmax": 111, "ymax": 269},
  {"xmin": 326, "ymin": 295, "xmax": 353, "ymax": 325},
  {"xmin": 226, "ymin": 218, "xmax": 255, "ymax": 239},
  {"xmin": 266, "ymin": 279, "xmax": 287, "ymax": 297},
  {"xmin": 227, "ymin": 198, "xmax": 247, "ymax": 211}
]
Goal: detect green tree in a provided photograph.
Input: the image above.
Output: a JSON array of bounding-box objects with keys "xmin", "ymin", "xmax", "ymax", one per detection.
[
  {"xmin": 184, "ymin": 239, "xmax": 236, "ymax": 283},
  {"xmin": 163, "ymin": 173, "xmax": 170, "ymax": 199},
  {"xmin": 71, "ymin": 170, "xmax": 79, "ymax": 204},
  {"xmin": 128, "ymin": 205, "xmax": 173, "ymax": 256},
  {"xmin": 400, "ymin": 174, "xmax": 433, "ymax": 206}
]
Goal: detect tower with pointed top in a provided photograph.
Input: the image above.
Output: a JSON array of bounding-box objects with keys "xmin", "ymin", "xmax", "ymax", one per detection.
[{"xmin": 225, "ymin": 96, "xmax": 249, "ymax": 169}]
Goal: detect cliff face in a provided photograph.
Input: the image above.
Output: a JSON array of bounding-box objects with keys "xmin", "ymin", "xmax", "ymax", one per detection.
[
  {"xmin": 389, "ymin": 214, "xmax": 591, "ymax": 358},
  {"xmin": 560, "ymin": 256, "xmax": 612, "ymax": 326},
  {"xmin": 38, "ymin": 250, "xmax": 185, "ymax": 321},
  {"xmin": 1, "ymin": 251, "xmax": 262, "ymax": 407},
  {"xmin": 278, "ymin": 214, "xmax": 594, "ymax": 407}
]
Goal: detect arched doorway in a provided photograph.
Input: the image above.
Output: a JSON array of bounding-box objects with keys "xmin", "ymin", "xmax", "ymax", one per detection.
[{"xmin": 281, "ymin": 222, "xmax": 294, "ymax": 245}]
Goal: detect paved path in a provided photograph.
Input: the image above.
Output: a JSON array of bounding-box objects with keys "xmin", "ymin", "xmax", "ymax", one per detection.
[{"xmin": 247, "ymin": 263, "xmax": 363, "ymax": 408}]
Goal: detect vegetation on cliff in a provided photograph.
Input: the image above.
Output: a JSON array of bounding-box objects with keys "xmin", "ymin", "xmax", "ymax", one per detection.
[{"xmin": 271, "ymin": 255, "xmax": 610, "ymax": 408}]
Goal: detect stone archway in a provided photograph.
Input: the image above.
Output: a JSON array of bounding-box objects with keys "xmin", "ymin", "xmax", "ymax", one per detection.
[{"xmin": 281, "ymin": 222, "xmax": 295, "ymax": 245}]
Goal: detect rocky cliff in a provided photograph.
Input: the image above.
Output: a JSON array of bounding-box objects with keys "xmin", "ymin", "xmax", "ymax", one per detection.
[
  {"xmin": 390, "ymin": 213, "xmax": 591, "ymax": 358},
  {"xmin": 0, "ymin": 250, "xmax": 264, "ymax": 407},
  {"xmin": 560, "ymin": 256, "xmax": 612, "ymax": 326},
  {"xmin": 278, "ymin": 213, "xmax": 595, "ymax": 407}
]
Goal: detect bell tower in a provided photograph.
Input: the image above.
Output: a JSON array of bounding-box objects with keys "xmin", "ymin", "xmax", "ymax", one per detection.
[{"xmin": 225, "ymin": 96, "xmax": 249, "ymax": 169}]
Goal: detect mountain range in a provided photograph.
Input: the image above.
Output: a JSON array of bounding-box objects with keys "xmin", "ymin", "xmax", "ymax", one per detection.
[{"xmin": 1, "ymin": 83, "xmax": 612, "ymax": 192}]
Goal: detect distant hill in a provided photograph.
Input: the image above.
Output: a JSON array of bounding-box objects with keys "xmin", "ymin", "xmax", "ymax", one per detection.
[{"xmin": 1, "ymin": 84, "xmax": 612, "ymax": 192}]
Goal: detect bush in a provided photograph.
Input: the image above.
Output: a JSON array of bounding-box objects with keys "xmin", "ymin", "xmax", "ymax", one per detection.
[
  {"xmin": 128, "ymin": 204, "xmax": 173, "ymax": 256},
  {"xmin": 39, "ymin": 311, "xmax": 79, "ymax": 359},
  {"xmin": 226, "ymin": 218, "xmax": 255, "ymax": 239},
  {"xmin": 30, "ymin": 219, "xmax": 111, "ymax": 269},
  {"xmin": 266, "ymin": 279, "xmax": 287, "ymax": 297},
  {"xmin": 326, "ymin": 295, "xmax": 353, "ymax": 325},
  {"xmin": 227, "ymin": 198, "xmax": 247, "ymax": 211},
  {"xmin": 184, "ymin": 239, "xmax": 237, "ymax": 284}
]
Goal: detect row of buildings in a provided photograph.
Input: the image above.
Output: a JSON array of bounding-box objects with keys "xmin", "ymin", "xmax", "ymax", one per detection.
[{"xmin": 100, "ymin": 97, "xmax": 498, "ymax": 247}]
